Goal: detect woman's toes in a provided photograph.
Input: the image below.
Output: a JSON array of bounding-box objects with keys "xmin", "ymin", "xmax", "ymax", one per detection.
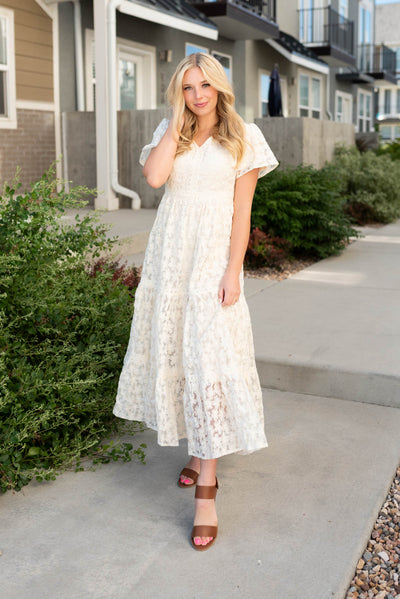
[{"xmin": 180, "ymin": 475, "xmax": 193, "ymax": 485}]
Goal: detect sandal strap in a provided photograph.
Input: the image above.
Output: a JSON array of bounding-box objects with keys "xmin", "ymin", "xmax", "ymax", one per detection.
[
  {"xmin": 179, "ymin": 468, "xmax": 199, "ymax": 482},
  {"xmin": 191, "ymin": 525, "xmax": 218, "ymax": 539},
  {"xmin": 194, "ymin": 478, "xmax": 219, "ymax": 499}
]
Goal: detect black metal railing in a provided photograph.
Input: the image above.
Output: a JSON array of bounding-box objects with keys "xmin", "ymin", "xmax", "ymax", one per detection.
[
  {"xmin": 193, "ymin": 0, "xmax": 276, "ymax": 21},
  {"xmin": 358, "ymin": 43, "xmax": 396, "ymax": 76},
  {"xmin": 298, "ymin": 6, "xmax": 354, "ymax": 56}
]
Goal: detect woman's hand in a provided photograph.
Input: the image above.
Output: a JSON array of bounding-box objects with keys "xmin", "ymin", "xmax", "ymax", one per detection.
[{"xmin": 218, "ymin": 268, "xmax": 241, "ymax": 307}]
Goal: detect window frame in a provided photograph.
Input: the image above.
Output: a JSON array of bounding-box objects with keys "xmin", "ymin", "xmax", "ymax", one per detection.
[
  {"xmin": 259, "ymin": 69, "xmax": 270, "ymax": 118},
  {"xmin": 298, "ymin": 71, "xmax": 322, "ymax": 119},
  {"xmin": 211, "ymin": 50, "xmax": 232, "ymax": 83},
  {"xmin": 185, "ymin": 42, "xmax": 208, "ymax": 56},
  {"xmin": 335, "ymin": 90, "xmax": 353, "ymax": 124},
  {"xmin": 0, "ymin": 7, "xmax": 17, "ymax": 130},
  {"xmin": 384, "ymin": 89, "xmax": 391, "ymax": 115},
  {"xmin": 85, "ymin": 30, "xmax": 156, "ymax": 111},
  {"xmin": 357, "ymin": 89, "xmax": 372, "ymax": 133},
  {"xmin": 380, "ymin": 124, "xmax": 400, "ymax": 142}
]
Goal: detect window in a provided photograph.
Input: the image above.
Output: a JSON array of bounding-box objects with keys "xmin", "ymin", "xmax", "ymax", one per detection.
[
  {"xmin": 380, "ymin": 124, "xmax": 400, "ymax": 141},
  {"xmin": 260, "ymin": 71, "xmax": 270, "ymax": 117},
  {"xmin": 212, "ymin": 51, "xmax": 232, "ymax": 82},
  {"xmin": 299, "ymin": 73, "xmax": 321, "ymax": 119},
  {"xmin": 335, "ymin": 91, "xmax": 352, "ymax": 124},
  {"xmin": 396, "ymin": 48, "xmax": 400, "ymax": 73},
  {"xmin": 86, "ymin": 31, "xmax": 156, "ymax": 111},
  {"xmin": 380, "ymin": 125, "xmax": 391, "ymax": 141},
  {"xmin": 311, "ymin": 77, "xmax": 321, "ymax": 119},
  {"xmin": 0, "ymin": 7, "xmax": 16, "ymax": 129},
  {"xmin": 359, "ymin": 6, "xmax": 372, "ymax": 44},
  {"xmin": 358, "ymin": 90, "xmax": 372, "ymax": 132},
  {"xmin": 397, "ymin": 90, "xmax": 400, "ymax": 114},
  {"xmin": 384, "ymin": 89, "xmax": 391, "ymax": 115},
  {"xmin": 186, "ymin": 43, "xmax": 208, "ymax": 56},
  {"xmin": 339, "ymin": 0, "xmax": 348, "ymax": 19},
  {"xmin": 299, "ymin": 74, "xmax": 309, "ymax": 117}
]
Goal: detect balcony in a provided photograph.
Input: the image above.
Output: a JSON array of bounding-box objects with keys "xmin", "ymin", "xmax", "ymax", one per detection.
[
  {"xmin": 187, "ymin": 0, "xmax": 278, "ymax": 40},
  {"xmin": 358, "ymin": 44, "xmax": 397, "ymax": 85},
  {"xmin": 298, "ymin": 6, "xmax": 355, "ymax": 67}
]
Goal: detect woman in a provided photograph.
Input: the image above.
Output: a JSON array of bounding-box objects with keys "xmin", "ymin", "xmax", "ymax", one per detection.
[{"xmin": 113, "ymin": 53, "xmax": 278, "ymax": 551}]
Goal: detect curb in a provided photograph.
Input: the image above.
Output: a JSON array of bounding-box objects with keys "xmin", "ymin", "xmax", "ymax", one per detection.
[{"xmin": 256, "ymin": 357, "xmax": 400, "ymax": 409}]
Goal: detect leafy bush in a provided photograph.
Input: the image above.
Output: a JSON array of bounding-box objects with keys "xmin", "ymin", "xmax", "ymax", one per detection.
[
  {"xmin": 245, "ymin": 228, "xmax": 291, "ymax": 269},
  {"xmin": 0, "ymin": 167, "xmax": 145, "ymax": 493},
  {"xmin": 252, "ymin": 165, "xmax": 359, "ymax": 259},
  {"xmin": 376, "ymin": 140, "xmax": 400, "ymax": 161},
  {"xmin": 332, "ymin": 146, "xmax": 400, "ymax": 224}
]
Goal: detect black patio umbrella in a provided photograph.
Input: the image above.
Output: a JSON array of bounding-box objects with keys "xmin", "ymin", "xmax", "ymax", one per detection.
[{"xmin": 268, "ymin": 65, "xmax": 283, "ymax": 117}]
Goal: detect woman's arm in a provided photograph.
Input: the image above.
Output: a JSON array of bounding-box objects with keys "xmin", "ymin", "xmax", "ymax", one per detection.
[
  {"xmin": 218, "ymin": 168, "xmax": 259, "ymax": 307},
  {"xmin": 143, "ymin": 120, "xmax": 181, "ymax": 189}
]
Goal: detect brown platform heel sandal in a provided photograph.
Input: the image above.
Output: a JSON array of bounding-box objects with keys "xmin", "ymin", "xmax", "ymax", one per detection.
[
  {"xmin": 177, "ymin": 467, "xmax": 199, "ymax": 488},
  {"xmin": 190, "ymin": 478, "xmax": 219, "ymax": 552}
]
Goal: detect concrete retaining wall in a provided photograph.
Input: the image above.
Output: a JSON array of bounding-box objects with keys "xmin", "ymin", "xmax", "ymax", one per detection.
[
  {"xmin": 62, "ymin": 112, "xmax": 355, "ymax": 209},
  {"xmin": 255, "ymin": 117, "xmax": 355, "ymax": 169}
]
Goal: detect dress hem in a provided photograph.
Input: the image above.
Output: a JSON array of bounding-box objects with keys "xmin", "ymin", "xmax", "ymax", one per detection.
[{"xmin": 113, "ymin": 410, "xmax": 268, "ymax": 459}]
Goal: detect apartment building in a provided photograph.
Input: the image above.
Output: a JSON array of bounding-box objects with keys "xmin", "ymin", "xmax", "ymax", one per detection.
[{"xmin": 375, "ymin": 0, "xmax": 400, "ymax": 141}]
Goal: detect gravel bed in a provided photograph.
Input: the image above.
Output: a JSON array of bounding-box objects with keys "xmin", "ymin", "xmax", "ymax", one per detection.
[
  {"xmin": 345, "ymin": 464, "xmax": 400, "ymax": 599},
  {"xmin": 244, "ymin": 257, "xmax": 316, "ymax": 281}
]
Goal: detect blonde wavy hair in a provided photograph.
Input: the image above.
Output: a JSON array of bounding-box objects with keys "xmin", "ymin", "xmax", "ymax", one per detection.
[{"xmin": 166, "ymin": 53, "xmax": 246, "ymax": 166}]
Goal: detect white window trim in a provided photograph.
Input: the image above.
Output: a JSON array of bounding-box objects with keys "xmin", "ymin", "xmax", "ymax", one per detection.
[
  {"xmin": 0, "ymin": 7, "xmax": 17, "ymax": 129},
  {"xmin": 258, "ymin": 68, "xmax": 270, "ymax": 118},
  {"xmin": 117, "ymin": 41, "xmax": 156, "ymax": 110},
  {"xmin": 357, "ymin": 89, "xmax": 373, "ymax": 133},
  {"xmin": 380, "ymin": 123, "xmax": 400, "ymax": 141},
  {"xmin": 211, "ymin": 50, "xmax": 232, "ymax": 82},
  {"xmin": 185, "ymin": 42, "xmax": 208, "ymax": 56},
  {"xmin": 298, "ymin": 71, "xmax": 322, "ymax": 119},
  {"xmin": 258, "ymin": 68, "xmax": 288, "ymax": 118},
  {"xmin": 335, "ymin": 90, "xmax": 353, "ymax": 124},
  {"xmin": 85, "ymin": 29, "xmax": 156, "ymax": 111}
]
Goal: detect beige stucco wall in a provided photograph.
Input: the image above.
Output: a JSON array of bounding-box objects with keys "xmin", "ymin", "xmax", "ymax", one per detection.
[
  {"xmin": 1, "ymin": 0, "xmax": 53, "ymax": 102},
  {"xmin": 275, "ymin": 0, "xmax": 299, "ymax": 38}
]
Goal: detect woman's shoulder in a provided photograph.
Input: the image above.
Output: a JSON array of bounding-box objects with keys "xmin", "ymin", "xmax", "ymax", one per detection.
[{"xmin": 242, "ymin": 121, "xmax": 264, "ymax": 141}]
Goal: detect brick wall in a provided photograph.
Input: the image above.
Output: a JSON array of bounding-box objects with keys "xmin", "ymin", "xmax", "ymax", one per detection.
[{"xmin": 0, "ymin": 109, "xmax": 56, "ymax": 190}]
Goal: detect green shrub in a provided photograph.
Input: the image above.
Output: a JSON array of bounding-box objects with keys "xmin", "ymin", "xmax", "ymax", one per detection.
[
  {"xmin": 252, "ymin": 165, "xmax": 359, "ymax": 259},
  {"xmin": 0, "ymin": 166, "xmax": 145, "ymax": 493},
  {"xmin": 376, "ymin": 140, "xmax": 400, "ymax": 161},
  {"xmin": 332, "ymin": 146, "xmax": 400, "ymax": 224}
]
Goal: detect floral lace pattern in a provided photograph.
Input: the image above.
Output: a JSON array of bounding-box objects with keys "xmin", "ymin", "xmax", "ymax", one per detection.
[{"xmin": 113, "ymin": 119, "xmax": 279, "ymax": 459}]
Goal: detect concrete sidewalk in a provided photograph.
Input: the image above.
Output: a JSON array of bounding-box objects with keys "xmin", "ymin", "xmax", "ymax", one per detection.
[
  {"xmin": 1, "ymin": 210, "xmax": 399, "ymax": 598},
  {"xmin": 246, "ymin": 220, "xmax": 400, "ymax": 407},
  {"xmin": 2, "ymin": 389, "xmax": 400, "ymax": 599}
]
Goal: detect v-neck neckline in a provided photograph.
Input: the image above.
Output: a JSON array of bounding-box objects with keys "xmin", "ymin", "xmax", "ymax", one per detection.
[{"xmin": 193, "ymin": 136, "xmax": 213, "ymax": 149}]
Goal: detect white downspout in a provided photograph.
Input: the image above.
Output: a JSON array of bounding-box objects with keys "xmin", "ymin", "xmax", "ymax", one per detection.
[
  {"xmin": 73, "ymin": 0, "xmax": 85, "ymax": 111},
  {"xmin": 107, "ymin": 0, "xmax": 141, "ymax": 209},
  {"xmin": 326, "ymin": 71, "xmax": 333, "ymax": 120}
]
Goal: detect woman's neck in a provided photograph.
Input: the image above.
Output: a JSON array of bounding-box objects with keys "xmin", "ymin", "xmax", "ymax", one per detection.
[{"xmin": 197, "ymin": 112, "xmax": 218, "ymax": 133}]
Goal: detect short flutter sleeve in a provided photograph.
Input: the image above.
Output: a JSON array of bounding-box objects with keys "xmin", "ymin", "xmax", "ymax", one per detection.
[
  {"xmin": 139, "ymin": 118, "xmax": 169, "ymax": 166},
  {"xmin": 236, "ymin": 123, "xmax": 279, "ymax": 179}
]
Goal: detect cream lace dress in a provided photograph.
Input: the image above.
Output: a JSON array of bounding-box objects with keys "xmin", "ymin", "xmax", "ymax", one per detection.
[{"xmin": 113, "ymin": 119, "xmax": 278, "ymax": 459}]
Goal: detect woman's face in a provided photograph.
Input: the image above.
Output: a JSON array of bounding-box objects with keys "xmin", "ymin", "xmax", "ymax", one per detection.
[{"xmin": 182, "ymin": 66, "xmax": 218, "ymax": 119}]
